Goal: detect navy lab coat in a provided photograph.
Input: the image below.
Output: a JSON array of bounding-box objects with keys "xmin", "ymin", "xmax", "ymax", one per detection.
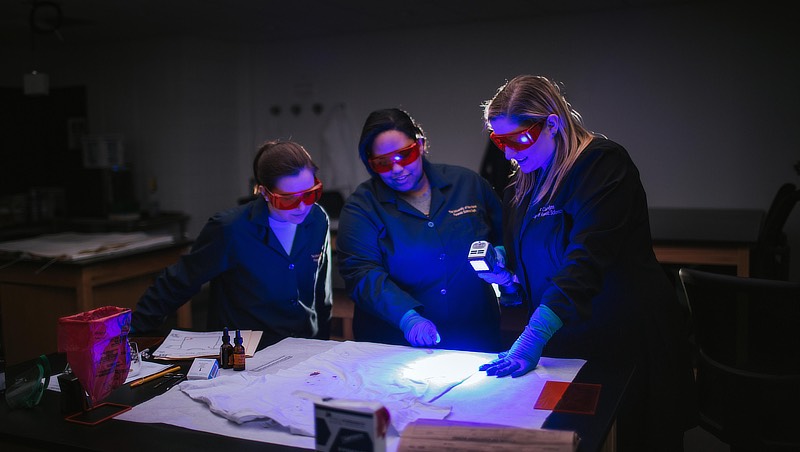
[
  {"xmin": 336, "ymin": 160, "xmax": 504, "ymax": 352},
  {"xmin": 131, "ymin": 197, "xmax": 332, "ymax": 349}
]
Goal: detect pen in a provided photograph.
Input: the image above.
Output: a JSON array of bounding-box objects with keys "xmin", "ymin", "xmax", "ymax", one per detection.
[{"xmin": 130, "ymin": 365, "xmax": 181, "ymax": 388}]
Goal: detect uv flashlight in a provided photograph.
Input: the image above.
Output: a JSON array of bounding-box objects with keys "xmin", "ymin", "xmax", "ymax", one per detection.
[{"xmin": 468, "ymin": 240, "xmax": 498, "ymax": 273}]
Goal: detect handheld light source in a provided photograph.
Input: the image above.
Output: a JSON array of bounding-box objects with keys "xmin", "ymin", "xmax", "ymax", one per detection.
[{"xmin": 468, "ymin": 240, "xmax": 498, "ymax": 273}]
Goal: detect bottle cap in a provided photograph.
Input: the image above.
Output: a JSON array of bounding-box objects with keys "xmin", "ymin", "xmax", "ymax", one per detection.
[
  {"xmin": 222, "ymin": 327, "xmax": 230, "ymax": 342},
  {"xmin": 234, "ymin": 329, "xmax": 243, "ymax": 345}
]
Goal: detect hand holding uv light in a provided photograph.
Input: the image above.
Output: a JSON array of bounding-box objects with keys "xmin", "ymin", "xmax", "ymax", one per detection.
[
  {"xmin": 469, "ymin": 240, "xmax": 522, "ymax": 306},
  {"xmin": 469, "ymin": 241, "xmax": 511, "ymax": 284}
]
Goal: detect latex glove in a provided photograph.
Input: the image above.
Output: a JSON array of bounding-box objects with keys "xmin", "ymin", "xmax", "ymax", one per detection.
[
  {"xmin": 479, "ymin": 327, "xmax": 545, "ymax": 377},
  {"xmin": 476, "ymin": 267, "xmax": 514, "ymax": 286},
  {"xmin": 498, "ymin": 282, "xmax": 524, "ymax": 307},
  {"xmin": 479, "ymin": 305, "xmax": 563, "ymax": 378},
  {"xmin": 399, "ymin": 310, "xmax": 441, "ymax": 347},
  {"xmin": 476, "ymin": 245, "xmax": 515, "ymax": 286}
]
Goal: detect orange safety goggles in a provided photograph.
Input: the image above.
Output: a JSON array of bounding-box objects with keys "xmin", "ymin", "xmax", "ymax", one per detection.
[
  {"xmin": 264, "ymin": 179, "xmax": 323, "ymax": 210},
  {"xmin": 368, "ymin": 141, "xmax": 421, "ymax": 173},
  {"xmin": 490, "ymin": 122, "xmax": 544, "ymax": 152}
]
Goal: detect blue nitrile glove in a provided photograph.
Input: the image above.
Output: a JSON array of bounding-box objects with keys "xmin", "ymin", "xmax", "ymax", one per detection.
[
  {"xmin": 399, "ymin": 310, "xmax": 441, "ymax": 347},
  {"xmin": 476, "ymin": 245, "xmax": 515, "ymax": 286},
  {"xmin": 498, "ymin": 282, "xmax": 523, "ymax": 307},
  {"xmin": 479, "ymin": 304, "xmax": 563, "ymax": 378},
  {"xmin": 477, "ymin": 267, "xmax": 514, "ymax": 286}
]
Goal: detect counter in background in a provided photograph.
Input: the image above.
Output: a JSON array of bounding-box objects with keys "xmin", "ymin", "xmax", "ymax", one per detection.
[
  {"xmin": 650, "ymin": 207, "xmax": 764, "ymax": 277},
  {"xmin": 0, "ymin": 240, "xmax": 192, "ymax": 365}
]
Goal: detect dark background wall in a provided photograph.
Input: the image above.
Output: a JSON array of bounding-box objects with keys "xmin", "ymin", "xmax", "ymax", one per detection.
[{"xmin": 0, "ymin": 1, "xmax": 797, "ymax": 279}]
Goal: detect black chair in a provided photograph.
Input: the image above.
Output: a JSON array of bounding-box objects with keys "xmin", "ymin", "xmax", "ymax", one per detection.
[
  {"xmin": 679, "ymin": 268, "xmax": 800, "ymax": 451},
  {"xmin": 751, "ymin": 183, "xmax": 799, "ymax": 280}
]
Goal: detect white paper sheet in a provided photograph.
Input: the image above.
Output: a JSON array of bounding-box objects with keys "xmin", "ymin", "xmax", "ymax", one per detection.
[
  {"xmin": 151, "ymin": 329, "xmax": 262, "ymax": 359},
  {"xmin": 0, "ymin": 232, "xmax": 174, "ymax": 261}
]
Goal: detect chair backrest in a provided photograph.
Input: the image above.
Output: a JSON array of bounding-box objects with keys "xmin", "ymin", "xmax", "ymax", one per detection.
[
  {"xmin": 679, "ymin": 268, "xmax": 800, "ymax": 449},
  {"xmin": 752, "ymin": 183, "xmax": 799, "ymax": 280},
  {"xmin": 758, "ymin": 182, "xmax": 799, "ymax": 246},
  {"xmin": 680, "ymin": 268, "xmax": 800, "ymax": 374}
]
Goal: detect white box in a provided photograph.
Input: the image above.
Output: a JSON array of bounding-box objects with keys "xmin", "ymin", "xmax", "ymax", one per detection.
[
  {"xmin": 314, "ymin": 398, "xmax": 389, "ymax": 452},
  {"xmin": 187, "ymin": 358, "xmax": 219, "ymax": 380}
]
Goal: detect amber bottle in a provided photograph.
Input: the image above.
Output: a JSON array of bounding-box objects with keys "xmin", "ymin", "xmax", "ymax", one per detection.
[
  {"xmin": 219, "ymin": 327, "xmax": 234, "ymax": 369},
  {"xmin": 233, "ymin": 329, "xmax": 246, "ymax": 371}
]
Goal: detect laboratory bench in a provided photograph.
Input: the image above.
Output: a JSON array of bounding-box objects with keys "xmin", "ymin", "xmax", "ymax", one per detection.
[
  {"xmin": 0, "ymin": 240, "xmax": 192, "ymax": 366},
  {"xmin": 0, "ymin": 337, "xmax": 633, "ymax": 452}
]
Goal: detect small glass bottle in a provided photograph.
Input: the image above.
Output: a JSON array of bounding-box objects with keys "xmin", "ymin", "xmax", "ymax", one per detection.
[
  {"xmin": 233, "ymin": 329, "xmax": 246, "ymax": 371},
  {"xmin": 219, "ymin": 327, "xmax": 234, "ymax": 369}
]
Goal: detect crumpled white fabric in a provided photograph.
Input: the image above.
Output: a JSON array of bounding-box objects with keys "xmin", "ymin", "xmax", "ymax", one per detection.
[{"xmin": 180, "ymin": 341, "xmax": 486, "ymax": 436}]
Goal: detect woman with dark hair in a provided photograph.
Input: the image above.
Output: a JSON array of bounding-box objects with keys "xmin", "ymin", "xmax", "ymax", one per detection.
[
  {"xmin": 335, "ymin": 108, "xmax": 504, "ymax": 352},
  {"xmin": 132, "ymin": 140, "xmax": 332, "ymax": 349},
  {"xmin": 477, "ymin": 75, "xmax": 696, "ymax": 450}
]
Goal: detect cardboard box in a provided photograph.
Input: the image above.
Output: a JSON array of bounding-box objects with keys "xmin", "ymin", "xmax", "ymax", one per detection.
[
  {"xmin": 314, "ymin": 398, "xmax": 389, "ymax": 452},
  {"xmin": 187, "ymin": 358, "xmax": 219, "ymax": 380}
]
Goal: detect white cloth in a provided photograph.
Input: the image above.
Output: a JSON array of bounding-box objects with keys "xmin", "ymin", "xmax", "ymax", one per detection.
[{"xmin": 180, "ymin": 341, "xmax": 460, "ymax": 435}]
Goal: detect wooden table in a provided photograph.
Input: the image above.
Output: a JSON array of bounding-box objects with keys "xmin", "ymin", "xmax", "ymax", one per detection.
[
  {"xmin": 650, "ymin": 208, "xmax": 764, "ymax": 277},
  {"xmin": 0, "ymin": 241, "xmax": 191, "ymax": 365}
]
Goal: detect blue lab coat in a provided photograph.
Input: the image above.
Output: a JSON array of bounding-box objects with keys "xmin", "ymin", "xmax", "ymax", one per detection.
[
  {"xmin": 131, "ymin": 197, "xmax": 332, "ymax": 349},
  {"xmin": 336, "ymin": 160, "xmax": 503, "ymax": 352}
]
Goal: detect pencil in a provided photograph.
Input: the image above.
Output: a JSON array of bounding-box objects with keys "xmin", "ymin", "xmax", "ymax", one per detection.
[{"xmin": 130, "ymin": 365, "xmax": 181, "ymax": 388}]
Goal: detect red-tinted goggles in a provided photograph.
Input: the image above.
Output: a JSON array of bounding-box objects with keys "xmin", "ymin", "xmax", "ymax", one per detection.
[
  {"xmin": 264, "ymin": 179, "xmax": 323, "ymax": 210},
  {"xmin": 368, "ymin": 141, "xmax": 421, "ymax": 173},
  {"xmin": 490, "ymin": 122, "xmax": 544, "ymax": 152}
]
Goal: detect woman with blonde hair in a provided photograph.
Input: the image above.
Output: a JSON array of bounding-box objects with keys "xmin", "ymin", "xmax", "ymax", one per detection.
[{"xmin": 478, "ymin": 75, "xmax": 696, "ymax": 450}]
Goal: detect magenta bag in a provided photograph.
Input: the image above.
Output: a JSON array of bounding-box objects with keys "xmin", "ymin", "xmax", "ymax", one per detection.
[{"xmin": 57, "ymin": 306, "xmax": 132, "ymax": 407}]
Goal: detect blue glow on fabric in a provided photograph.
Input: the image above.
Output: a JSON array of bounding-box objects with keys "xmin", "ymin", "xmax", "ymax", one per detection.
[{"xmin": 399, "ymin": 351, "xmax": 492, "ymax": 393}]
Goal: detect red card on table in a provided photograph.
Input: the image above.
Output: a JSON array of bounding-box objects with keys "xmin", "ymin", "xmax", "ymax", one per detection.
[{"xmin": 535, "ymin": 381, "xmax": 601, "ymax": 415}]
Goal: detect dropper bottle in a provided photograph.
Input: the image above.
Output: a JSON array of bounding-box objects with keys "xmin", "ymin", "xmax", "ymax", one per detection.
[
  {"xmin": 233, "ymin": 329, "xmax": 246, "ymax": 371},
  {"xmin": 219, "ymin": 327, "xmax": 234, "ymax": 369}
]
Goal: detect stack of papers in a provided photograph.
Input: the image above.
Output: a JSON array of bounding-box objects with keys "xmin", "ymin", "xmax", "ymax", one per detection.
[
  {"xmin": 151, "ymin": 329, "xmax": 262, "ymax": 359},
  {"xmin": 47, "ymin": 361, "xmax": 175, "ymax": 392},
  {"xmin": 0, "ymin": 232, "xmax": 174, "ymax": 261}
]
